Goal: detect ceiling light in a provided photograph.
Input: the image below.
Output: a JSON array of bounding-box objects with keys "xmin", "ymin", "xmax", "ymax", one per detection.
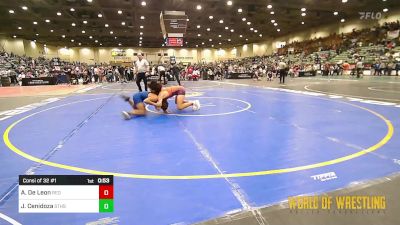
[
  {"xmin": 105, "ymin": 24, "xmax": 109, "ymax": 27},
  {"xmin": 115, "ymin": 37, "xmax": 117, "ymax": 39},
  {"xmin": 87, "ymin": 0, "xmax": 93, "ymax": 3},
  {"xmin": 383, "ymin": 8, "xmax": 388, "ymax": 12},
  {"xmin": 277, "ymin": 29, "xmax": 280, "ymax": 32},
  {"xmin": 45, "ymin": 19, "xmax": 50, "ymax": 23},
  {"xmin": 228, "ymin": 39, "xmax": 231, "ymax": 42},
  {"xmin": 196, "ymin": 45, "xmax": 198, "ymax": 47},
  {"xmin": 83, "ymin": 20, "xmax": 87, "ymax": 24},
  {"xmin": 187, "ymin": 18, "xmax": 190, "ymax": 21},
  {"xmin": 238, "ymin": 8, "xmax": 242, "ymax": 13},
  {"xmin": 33, "ymin": 21, "xmax": 38, "ymax": 25},
  {"xmin": 71, "ymin": 23, "xmax": 76, "ymax": 26},
  {"xmin": 197, "ymin": 34, "xmax": 201, "ymax": 37},
  {"xmin": 209, "ymin": 39, "xmax": 212, "ymax": 41},
  {"xmin": 197, "ymin": 25, "xmax": 201, "ymax": 28},
  {"xmin": 78, "ymin": 43, "xmax": 81, "ymax": 46},
  {"xmin": 341, "ymin": 18, "xmax": 345, "ymax": 22},
  {"xmin": 140, "ymin": 16, "xmax": 145, "ymax": 20},
  {"xmin": 141, "ymin": 1, "xmax": 146, "ymax": 6},
  {"xmin": 62, "ymin": 35, "xmax": 66, "ymax": 38},
  {"xmin": 230, "ymin": 29, "xmax": 234, "ymax": 32},
  {"xmin": 301, "ymin": 12, "xmax": 306, "ymax": 16},
  {"xmin": 18, "ymin": 27, "xmax": 22, "ymax": 30},
  {"xmin": 242, "ymin": 17, "xmax": 246, "ymax": 21},
  {"xmin": 12, "ymin": 35, "xmax": 16, "ymax": 38},
  {"xmin": 342, "ymin": 0, "xmax": 347, "ymax": 3},
  {"xmin": 139, "ymin": 44, "xmax": 142, "ymax": 46},
  {"xmin": 118, "ymin": 10, "xmax": 122, "ymax": 14},
  {"xmin": 71, "ymin": 39, "xmax": 74, "ymax": 42},
  {"xmin": 207, "ymin": 28, "xmax": 211, "ymax": 31},
  {"xmin": 118, "ymin": 43, "xmax": 122, "ymax": 46},
  {"xmin": 36, "ymin": 33, "xmax": 39, "ymax": 36},
  {"xmin": 227, "ymin": 1, "xmax": 233, "ymax": 6},
  {"xmin": 121, "ymin": 22, "xmax": 126, "ymax": 25},
  {"xmin": 225, "ymin": 26, "xmax": 229, "ymax": 30},
  {"xmin": 250, "ymin": 27, "xmax": 254, "ymax": 31},
  {"xmin": 271, "ymin": 19, "xmax": 275, "ymax": 23},
  {"xmin": 50, "ymin": 29, "xmax": 53, "ymax": 32},
  {"xmin": 301, "ymin": 21, "xmax": 305, "ymax": 24},
  {"xmin": 57, "ymin": 12, "xmax": 62, "ymax": 16},
  {"xmin": 95, "ymin": 40, "xmax": 98, "ymax": 43},
  {"xmin": 211, "ymin": 45, "xmax": 214, "ymax": 47},
  {"xmin": 219, "ymin": 42, "xmax": 222, "ymax": 45},
  {"xmin": 333, "ymin": 12, "xmax": 338, "ymax": 15},
  {"xmin": 239, "ymin": 35, "xmax": 243, "ymax": 38},
  {"xmin": 82, "ymin": 30, "xmax": 86, "ymax": 33},
  {"xmin": 202, "ymin": 42, "xmax": 205, "ymax": 45},
  {"xmin": 219, "ymin": 20, "xmax": 224, "ymax": 23},
  {"xmin": 259, "ymin": 34, "xmax": 262, "ymax": 37},
  {"xmin": 247, "ymin": 22, "xmax": 251, "ymax": 25},
  {"xmin": 267, "ymin": 4, "xmax": 272, "ymax": 9},
  {"xmin": 301, "ymin": 8, "xmax": 306, "ymax": 12},
  {"xmin": 140, "ymin": 32, "xmax": 143, "ymax": 35},
  {"xmin": 254, "ymin": 30, "xmax": 258, "ymax": 33},
  {"xmin": 9, "ymin": 10, "xmax": 15, "ymax": 14},
  {"xmin": 270, "ymin": 11, "xmax": 275, "ymax": 15},
  {"xmin": 196, "ymin": 5, "xmax": 202, "ymax": 10},
  {"xmin": 70, "ymin": 8, "xmax": 75, "ymax": 12},
  {"xmin": 140, "ymin": 37, "xmax": 143, "ymax": 40},
  {"xmin": 89, "ymin": 36, "xmax": 93, "ymax": 39},
  {"xmin": 110, "ymin": 31, "xmax": 114, "ymax": 34},
  {"xmin": 246, "ymin": 38, "xmax": 248, "ymax": 41},
  {"xmin": 274, "ymin": 22, "xmax": 278, "ymax": 26},
  {"xmin": 21, "ymin": 6, "xmax": 28, "ymax": 10},
  {"xmin": 209, "ymin": 15, "xmax": 213, "ymax": 19},
  {"xmin": 98, "ymin": 13, "xmax": 103, "ymax": 18},
  {"xmin": 218, "ymin": 34, "xmax": 222, "ymax": 37},
  {"xmin": 140, "ymin": 25, "xmax": 144, "ymax": 29}
]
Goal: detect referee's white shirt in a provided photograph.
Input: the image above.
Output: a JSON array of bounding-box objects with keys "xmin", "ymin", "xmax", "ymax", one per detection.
[{"xmin": 135, "ymin": 59, "xmax": 149, "ymax": 73}]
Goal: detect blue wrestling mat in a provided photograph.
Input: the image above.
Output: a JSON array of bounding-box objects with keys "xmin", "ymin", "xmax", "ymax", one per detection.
[{"xmin": 0, "ymin": 83, "xmax": 399, "ymax": 225}]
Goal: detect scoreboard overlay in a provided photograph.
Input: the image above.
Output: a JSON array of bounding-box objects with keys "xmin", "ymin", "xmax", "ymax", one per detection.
[{"xmin": 18, "ymin": 175, "xmax": 113, "ymax": 213}]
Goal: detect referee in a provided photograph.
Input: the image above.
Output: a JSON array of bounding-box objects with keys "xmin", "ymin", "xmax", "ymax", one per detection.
[
  {"xmin": 278, "ymin": 58, "xmax": 288, "ymax": 84},
  {"xmin": 134, "ymin": 53, "xmax": 149, "ymax": 92}
]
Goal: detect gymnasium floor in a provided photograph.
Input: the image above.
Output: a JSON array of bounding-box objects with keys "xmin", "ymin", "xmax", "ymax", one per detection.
[{"xmin": 0, "ymin": 76, "xmax": 399, "ymax": 225}]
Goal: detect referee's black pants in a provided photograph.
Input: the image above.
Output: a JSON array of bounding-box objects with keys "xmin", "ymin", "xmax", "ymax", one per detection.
[
  {"xmin": 279, "ymin": 69, "xmax": 286, "ymax": 84},
  {"xmin": 136, "ymin": 72, "xmax": 147, "ymax": 92},
  {"xmin": 159, "ymin": 71, "xmax": 167, "ymax": 84}
]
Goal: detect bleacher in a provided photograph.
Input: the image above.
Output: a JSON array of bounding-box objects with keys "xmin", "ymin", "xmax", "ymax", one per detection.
[{"xmin": 330, "ymin": 45, "xmax": 385, "ymax": 64}]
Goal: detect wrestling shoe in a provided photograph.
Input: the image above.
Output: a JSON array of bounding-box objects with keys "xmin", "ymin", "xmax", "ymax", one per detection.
[
  {"xmin": 121, "ymin": 111, "xmax": 131, "ymax": 120},
  {"xmin": 192, "ymin": 101, "xmax": 197, "ymax": 111},
  {"xmin": 193, "ymin": 100, "xmax": 201, "ymax": 111},
  {"xmin": 195, "ymin": 100, "xmax": 201, "ymax": 110},
  {"xmin": 120, "ymin": 94, "xmax": 130, "ymax": 102}
]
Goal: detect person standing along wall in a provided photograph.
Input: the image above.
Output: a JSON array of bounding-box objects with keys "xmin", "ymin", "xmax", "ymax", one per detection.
[{"xmin": 170, "ymin": 62, "xmax": 181, "ymax": 86}]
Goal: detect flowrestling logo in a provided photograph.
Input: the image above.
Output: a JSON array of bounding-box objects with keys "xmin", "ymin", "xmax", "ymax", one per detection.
[
  {"xmin": 359, "ymin": 12, "xmax": 382, "ymax": 20},
  {"xmin": 311, "ymin": 172, "xmax": 338, "ymax": 182}
]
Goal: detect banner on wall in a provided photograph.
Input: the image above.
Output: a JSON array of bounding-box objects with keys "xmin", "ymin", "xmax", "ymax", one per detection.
[
  {"xmin": 226, "ymin": 73, "xmax": 254, "ymax": 79},
  {"xmin": 22, "ymin": 77, "xmax": 57, "ymax": 86},
  {"xmin": 111, "ymin": 49, "xmax": 126, "ymax": 57},
  {"xmin": 275, "ymin": 41, "xmax": 286, "ymax": 49},
  {"xmin": 387, "ymin": 30, "xmax": 399, "ymax": 39}
]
